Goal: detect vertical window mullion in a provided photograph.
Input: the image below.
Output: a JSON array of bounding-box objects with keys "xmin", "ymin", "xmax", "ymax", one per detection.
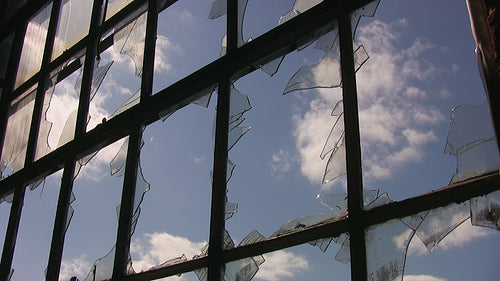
[
  {"xmin": 46, "ymin": 158, "xmax": 77, "ymax": 281},
  {"xmin": 338, "ymin": 4, "xmax": 367, "ymax": 281},
  {"xmin": 208, "ymin": 1, "xmax": 238, "ymax": 280},
  {"xmin": 113, "ymin": 0, "xmax": 157, "ymax": 278}
]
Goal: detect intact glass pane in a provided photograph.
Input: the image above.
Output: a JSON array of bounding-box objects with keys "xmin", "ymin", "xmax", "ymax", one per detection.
[
  {"xmin": 15, "ymin": 3, "xmax": 52, "ymax": 89},
  {"xmin": 106, "ymin": 0, "xmax": 134, "ymax": 20},
  {"xmin": 0, "ymin": 86, "xmax": 36, "ymax": 179},
  {"xmin": 52, "ymin": 0, "xmax": 94, "ymax": 60}
]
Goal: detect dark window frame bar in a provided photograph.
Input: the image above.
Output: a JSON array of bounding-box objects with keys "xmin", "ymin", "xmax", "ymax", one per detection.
[{"xmin": 0, "ymin": 1, "xmax": 498, "ymax": 281}]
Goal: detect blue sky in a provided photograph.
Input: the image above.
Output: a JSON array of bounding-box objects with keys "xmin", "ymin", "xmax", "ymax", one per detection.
[{"xmin": 1, "ymin": 0, "xmax": 499, "ymax": 281}]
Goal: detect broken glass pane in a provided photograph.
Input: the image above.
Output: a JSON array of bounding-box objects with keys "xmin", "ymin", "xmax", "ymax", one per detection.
[
  {"xmin": 444, "ymin": 104, "xmax": 500, "ymax": 183},
  {"xmin": 1, "ymin": 87, "xmax": 36, "ymax": 178},
  {"xmin": 470, "ymin": 190, "xmax": 500, "ymax": 231},
  {"xmin": 83, "ymin": 247, "xmax": 116, "ymax": 281},
  {"xmin": 401, "ymin": 201, "xmax": 470, "ymax": 252},
  {"xmin": 317, "ymin": 189, "xmax": 382, "ymax": 217},
  {"xmin": 52, "ymin": 0, "xmax": 94, "ymax": 60},
  {"xmin": 15, "ymin": 3, "xmax": 51, "ymax": 88},
  {"xmin": 351, "ymin": 0, "xmax": 381, "ymax": 33},
  {"xmin": 366, "ymin": 219, "xmax": 414, "ymax": 281},
  {"xmin": 114, "ymin": 12, "xmax": 147, "ymax": 77}
]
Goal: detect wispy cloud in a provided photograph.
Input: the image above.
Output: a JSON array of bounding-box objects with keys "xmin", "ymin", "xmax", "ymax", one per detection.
[
  {"xmin": 255, "ymin": 250, "xmax": 309, "ymax": 281},
  {"xmin": 292, "ymin": 19, "xmax": 449, "ymax": 189},
  {"xmin": 269, "ymin": 149, "xmax": 297, "ymax": 178}
]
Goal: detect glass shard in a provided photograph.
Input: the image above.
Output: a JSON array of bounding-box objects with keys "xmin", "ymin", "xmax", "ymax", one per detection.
[
  {"xmin": 322, "ymin": 135, "xmax": 346, "ymax": 184},
  {"xmin": 224, "ymin": 230, "xmax": 266, "ymax": 281},
  {"xmin": 229, "ymin": 85, "xmax": 252, "ymax": 122},
  {"xmin": 444, "ymin": 104, "xmax": 500, "ymax": 183},
  {"xmin": 110, "ymin": 139, "xmax": 128, "ymax": 176},
  {"xmin": 320, "ymin": 113, "xmax": 344, "ymax": 160},
  {"xmin": 283, "ymin": 41, "xmax": 369, "ymax": 94},
  {"xmin": 209, "ymin": 0, "xmax": 249, "ymax": 49},
  {"xmin": 35, "ymin": 79, "xmax": 56, "ymax": 161},
  {"xmin": 83, "ymin": 247, "xmax": 116, "ymax": 281},
  {"xmin": 192, "ymin": 84, "xmax": 217, "ymax": 108},
  {"xmin": 331, "ymin": 99, "xmax": 343, "ymax": 116},
  {"xmin": 148, "ymin": 254, "xmax": 187, "ymax": 271},
  {"xmin": 271, "ymin": 214, "xmax": 336, "ymax": 237},
  {"xmin": 228, "ymin": 125, "xmax": 251, "ymax": 151},
  {"xmin": 445, "ymin": 104, "xmax": 495, "ymax": 156},
  {"xmin": 401, "ymin": 201, "xmax": 470, "ymax": 252},
  {"xmin": 366, "ymin": 219, "xmax": 414, "ymax": 281},
  {"xmin": 114, "ymin": 12, "xmax": 147, "ymax": 77},
  {"xmin": 111, "ymin": 89, "xmax": 141, "ymax": 118},
  {"xmin": 15, "ymin": 3, "xmax": 51, "ymax": 88},
  {"xmin": 225, "ymin": 201, "xmax": 238, "ymax": 220},
  {"xmin": 75, "ymin": 60, "xmax": 114, "ymax": 101},
  {"xmin": 317, "ymin": 189, "xmax": 382, "ymax": 217},
  {"xmin": 52, "ymin": 0, "xmax": 94, "ymax": 60},
  {"xmin": 1, "ymin": 88, "xmax": 36, "ymax": 178},
  {"xmin": 470, "ymin": 190, "xmax": 500, "ymax": 231}
]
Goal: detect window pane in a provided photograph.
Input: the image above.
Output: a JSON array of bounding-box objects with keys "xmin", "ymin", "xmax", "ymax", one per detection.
[
  {"xmin": 15, "ymin": 3, "xmax": 52, "ymax": 89},
  {"xmin": 0, "ymin": 86, "xmax": 37, "ymax": 178}
]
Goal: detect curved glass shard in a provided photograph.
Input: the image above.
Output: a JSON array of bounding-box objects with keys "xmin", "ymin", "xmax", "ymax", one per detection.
[
  {"xmin": 320, "ymin": 113, "xmax": 344, "ymax": 160},
  {"xmin": 322, "ymin": 135, "xmax": 345, "ymax": 184}
]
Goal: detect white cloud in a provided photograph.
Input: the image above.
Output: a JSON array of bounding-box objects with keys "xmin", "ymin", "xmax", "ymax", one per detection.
[
  {"xmin": 155, "ymin": 36, "xmax": 180, "ymax": 74},
  {"xmin": 59, "ymin": 255, "xmax": 92, "ymax": 281},
  {"xmin": 255, "ymin": 250, "xmax": 309, "ymax": 281},
  {"xmin": 130, "ymin": 232, "xmax": 206, "ymax": 274},
  {"xmin": 403, "ymin": 275, "xmax": 447, "ymax": 281},
  {"xmin": 292, "ymin": 19, "xmax": 448, "ymax": 188},
  {"xmin": 408, "ymin": 221, "xmax": 494, "ymax": 256}
]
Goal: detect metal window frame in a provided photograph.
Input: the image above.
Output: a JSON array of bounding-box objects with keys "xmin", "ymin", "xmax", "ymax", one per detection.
[{"xmin": 0, "ymin": 0, "xmax": 498, "ymax": 281}]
